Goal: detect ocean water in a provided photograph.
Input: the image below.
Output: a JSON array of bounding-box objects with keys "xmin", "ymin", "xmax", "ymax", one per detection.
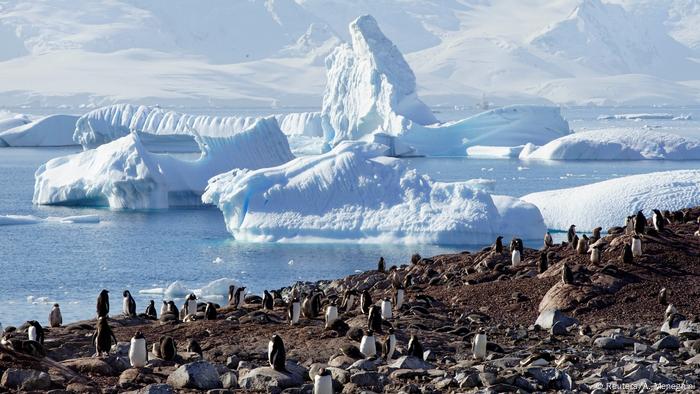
[{"xmin": 1, "ymin": 106, "xmax": 699, "ymax": 326}]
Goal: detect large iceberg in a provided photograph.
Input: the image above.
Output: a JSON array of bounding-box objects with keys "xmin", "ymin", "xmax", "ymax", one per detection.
[
  {"xmin": 0, "ymin": 113, "xmax": 31, "ymax": 134},
  {"xmin": 202, "ymin": 141, "xmax": 546, "ymax": 245},
  {"xmin": 521, "ymin": 129, "xmax": 700, "ymax": 160},
  {"xmin": 35, "ymin": 117, "xmax": 294, "ymax": 209},
  {"xmin": 521, "ymin": 170, "xmax": 700, "ymax": 231},
  {"xmin": 319, "ymin": 15, "xmax": 569, "ymax": 155},
  {"xmin": 0, "ymin": 114, "xmax": 79, "ymax": 147}
]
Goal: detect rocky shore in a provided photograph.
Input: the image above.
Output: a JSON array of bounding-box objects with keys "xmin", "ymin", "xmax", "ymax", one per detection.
[{"xmin": 1, "ymin": 208, "xmax": 700, "ymax": 393}]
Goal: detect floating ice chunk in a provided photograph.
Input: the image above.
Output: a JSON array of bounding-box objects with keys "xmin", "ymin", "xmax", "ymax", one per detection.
[
  {"xmin": 0, "ymin": 214, "xmax": 99, "ymax": 226},
  {"xmin": 0, "ymin": 114, "xmax": 79, "ymax": 147},
  {"xmin": 212, "ymin": 257, "xmax": 223, "ymax": 264},
  {"xmin": 197, "ymin": 278, "xmax": 238, "ymax": 300},
  {"xmin": 164, "ymin": 281, "xmax": 189, "ymax": 299},
  {"xmin": 598, "ymin": 113, "xmax": 676, "ymax": 120},
  {"xmin": 466, "ymin": 145, "xmax": 527, "ymax": 159},
  {"xmin": 139, "ymin": 288, "xmax": 165, "ymax": 295}
]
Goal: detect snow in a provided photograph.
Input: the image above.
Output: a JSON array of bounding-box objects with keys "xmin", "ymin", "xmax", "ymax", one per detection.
[
  {"xmin": 202, "ymin": 140, "xmax": 546, "ymax": 245},
  {"xmin": 597, "ymin": 113, "xmax": 679, "ymax": 120},
  {"xmin": 521, "ymin": 170, "xmax": 700, "ymax": 231},
  {"xmin": 0, "ymin": 115, "xmax": 79, "ymax": 147},
  {"xmin": 0, "ymin": 214, "xmax": 99, "ymax": 226},
  {"xmin": 521, "ymin": 129, "xmax": 700, "ymax": 160},
  {"xmin": 34, "ymin": 117, "xmax": 294, "ymax": 209}
]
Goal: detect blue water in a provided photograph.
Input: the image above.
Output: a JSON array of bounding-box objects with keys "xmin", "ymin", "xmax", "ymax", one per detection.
[{"xmin": 1, "ymin": 106, "xmax": 699, "ymax": 326}]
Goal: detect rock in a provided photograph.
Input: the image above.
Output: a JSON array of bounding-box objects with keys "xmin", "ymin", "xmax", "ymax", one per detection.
[
  {"xmin": 225, "ymin": 355, "xmax": 240, "ymax": 369},
  {"xmin": 65, "ymin": 382, "xmax": 99, "ymax": 393},
  {"xmin": 124, "ymin": 383, "xmax": 175, "ymax": 394},
  {"xmin": 685, "ymin": 354, "xmax": 700, "ymax": 365},
  {"xmin": 118, "ymin": 367, "xmax": 161, "ymax": 387},
  {"xmin": 62, "ymin": 358, "xmax": 115, "ymax": 376},
  {"xmin": 679, "ymin": 321, "xmax": 700, "ymax": 339},
  {"xmin": 238, "ymin": 366, "xmax": 304, "ymax": 390},
  {"xmin": 594, "ymin": 337, "xmax": 625, "ymax": 350},
  {"xmin": 1, "ymin": 368, "xmax": 51, "ymax": 391},
  {"xmin": 167, "ymin": 361, "xmax": 223, "ymax": 390},
  {"xmin": 389, "ymin": 356, "xmax": 433, "ymax": 370},
  {"xmin": 423, "ymin": 349, "xmax": 437, "ymax": 362},
  {"xmin": 220, "ymin": 371, "xmax": 238, "ymax": 389},
  {"xmin": 634, "ymin": 343, "xmax": 648, "ymax": 354},
  {"xmin": 328, "ymin": 355, "xmax": 357, "ymax": 368},
  {"xmin": 348, "ymin": 358, "xmax": 381, "ymax": 371},
  {"xmin": 551, "ymin": 321, "xmax": 568, "ymax": 336},
  {"xmin": 534, "ymin": 309, "xmax": 578, "ymax": 330},
  {"xmin": 390, "ymin": 369, "xmax": 428, "ymax": 380},
  {"xmin": 349, "ymin": 371, "xmax": 385, "ymax": 389},
  {"xmin": 652, "ymin": 335, "xmax": 680, "ymax": 350}
]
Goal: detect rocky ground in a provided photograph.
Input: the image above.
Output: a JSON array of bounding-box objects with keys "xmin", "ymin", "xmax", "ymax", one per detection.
[{"xmin": 1, "ymin": 208, "xmax": 700, "ymax": 393}]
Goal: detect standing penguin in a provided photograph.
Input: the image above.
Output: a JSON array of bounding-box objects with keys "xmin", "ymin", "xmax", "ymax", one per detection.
[
  {"xmin": 562, "ymin": 264, "xmax": 574, "ymax": 285},
  {"xmin": 493, "ymin": 236, "xmax": 504, "ymax": 253},
  {"xmin": 313, "ymin": 368, "xmax": 333, "ymax": 394},
  {"xmin": 511, "ymin": 249, "xmax": 521, "ymax": 266},
  {"xmin": 359, "ymin": 330, "xmax": 376, "ymax": 357},
  {"xmin": 380, "ymin": 298, "xmax": 392, "ymax": 320},
  {"xmin": 510, "ymin": 238, "xmax": 524, "ymax": 255},
  {"xmin": 160, "ymin": 301, "xmax": 168, "ymax": 317},
  {"xmin": 159, "ymin": 336, "xmax": 177, "ymax": 361},
  {"xmin": 382, "ymin": 328, "xmax": 396, "ymax": 360},
  {"xmin": 407, "ymin": 335, "xmax": 424, "ymax": 360},
  {"xmin": 622, "ymin": 244, "xmax": 633, "ymax": 264},
  {"xmin": 311, "ymin": 292, "xmax": 323, "ymax": 317},
  {"xmin": 92, "ymin": 317, "xmax": 117, "ymax": 357},
  {"xmin": 571, "ymin": 234, "xmax": 579, "ymax": 250},
  {"xmin": 96, "ymin": 289, "xmax": 110, "ymax": 318},
  {"xmin": 367, "ymin": 305, "xmax": 383, "ymax": 332},
  {"xmin": 233, "ymin": 287, "xmax": 246, "ymax": 309},
  {"xmin": 403, "ymin": 274, "xmax": 414, "ymax": 288},
  {"xmin": 341, "ymin": 289, "xmax": 357, "ymax": 312},
  {"xmin": 567, "ymin": 225, "xmax": 577, "ymax": 244},
  {"xmin": 472, "ymin": 333, "xmax": 487, "ymax": 360},
  {"xmin": 49, "ymin": 304, "xmax": 62, "ymax": 328},
  {"xmin": 392, "ymin": 285, "xmax": 405, "ymax": 311},
  {"xmin": 288, "ymin": 296, "xmax": 300, "ymax": 325},
  {"xmin": 591, "ymin": 227, "xmax": 602, "ymax": 242},
  {"xmin": 27, "ymin": 321, "xmax": 44, "ymax": 344},
  {"xmin": 166, "ymin": 301, "xmax": 179, "ymax": 316},
  {"xmin": 268, "ymin": 334, "xmax": 287, "ymax": 372},
  {"xmin": 187, "ymin": 339, "xmax": 203, "ymax": 357},
  {"xmin": 263, "ymin": 290, "xmax": 274, "ymax": 311},
  {"xmin": 325, "ymin": 302, "xmax": 338, "ymax": 326},
  {"xmin": 145, "ymin": 300, "xmax": 157, "ymax": 319},
  {"xmin": 360, "ymin": 290, "xmax": 372, "ymax": 315},
  {"xmin": 183, "ymin": 294, "xmax": 198, "ymax": 318},
  {"xmin": 129, "ymin": 331, "xmax": 147, "ymax": 368},
  {"xmin": 658, "ymin": 288, "xmax": 668, "ymax": 305},
  {"xmin": 377, "ymin": 257, "xmax": 385, "ymax": 273},
  {"xmin": 123, "ymin": 290, "xmax": 136, "ymax": 317},
  {"xmin": 634, "ymin": 211, "xmax": 646, "ymax": 234},
  {"xmin": 576, "ymin": 235, "xmax": 588, "ymax": 255},
  {"xmin": 652, "ymin": 209, "xmax": 665, "ymax": 232},
  {"xmin": 590, "ymin": 245, "xmax": 601, "ymax": 264},
  {"xmin": 538, "ymin": 252, "xmax": 548, "ymax": 274},
  {"xmin": 544, "ymin": 232, "xmax": 553, "ymax": 248},
  {"xmin": 205, "ymin": 303, "xmax": 217, "ymax": 320},
  {"xmin": 227, "ymin": 285, "xmax": 236, "ymax": 306},
  {"xmin": 631, "ymin": 235, "xmax": 642, "ymax": 257}
]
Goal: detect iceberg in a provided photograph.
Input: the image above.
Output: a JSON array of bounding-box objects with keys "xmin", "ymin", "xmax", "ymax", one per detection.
[
  {"xmin": 521, "ymin": 170, "xmax": 700, "ymax": 231},
  {"xmin": 0, "ymin": 214, "xmax": 99, "ymax": 226},
  {"xmin": 202, "ymin": 141, "xmax": 546, "ymax": 245},
  {"xmin": 597, "ymin": 113, "xmax": 687, "ymax": 120},
  {"xmin": 0, "ymin": 114, "xmax": 79, "ymax": 147},
  {"xmin": 34, "ymin": 117, "xmax": 294, "ymax": 209},
  {"xmin": 319, "ymin": 15, "xmax": 570, "ymax": 156},
  {"xmin": 0, "ymin": 113, "xmax": 30, "ymax": 133},
  {"xmin": 521, "ymin": 129, "xmax": 700, "ymax": 160}
]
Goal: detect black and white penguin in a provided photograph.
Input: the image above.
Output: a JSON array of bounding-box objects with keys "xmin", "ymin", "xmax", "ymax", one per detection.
[
  {"xmin": 590, "ymin": 244, "xmax": 601, "ymax": 264},
  {"xmin": 380, "ymin": 298, "xmax": 392, "ymax": 320},
  {"xmin": 392, "ymin": 285, "xmax": 405, "ymax": 311},
  {"xmin": 311, "ymin": 291, "xmax": 323, "ymax": 317},
  {"xmin": 187, "ymin": 339, "xmax": 202, "ymax": 357},
  {"xmin": 313, "ymin": 368, "xmax": 333, "ymax": 394},
  {"xmin": 377, "ymin": 257, "xmax": 385, "ymax": 273},
  {"xmin": 658, "ymin": 288, "xmax": 668, "ymax": 305},
  {"xmin": 288, "ymin": 296, "xmax": 300, "ymax": 325},
  {"xmin": 268, "ymin": 334, "xmax": 287, "ymax": 372},
  {"xmin": 263, "ymin": 290, "xmax": 274, "ymax": 311},
  {"xmin": 360, "ymin": 290, "xmax": 372, "ymax": 315},
  {"xmin": 367, "ymin": 305, "xmax": 383, "ymax": 333},
  {"xmin": 166, "ymin": 301, "xmax": 179, "ymax": 316},
  {"xmin": 129, "ymin": 331, "xmax": 147, "ymax": 368},
  {"xmin": 544, "ymin": 232, "xmax": 553, "ymax": 248},
  {"xmin": 205, "ymin": 302, "xmax": 217, "ymax": 320},
  {"xmin": 359, "ymin": 330, "xmax": 376, "ymax": 357},
  {"xmin": 511, "ymin": 249, "xmax": 521, "ymax": 266},
  {"xmin": 96, "ymin": 289, "xmax": 110, "ymax": 318},
  {"xmin": 403, "ymin": 274, "xmax": 414, "ymax": 288},
  {"xmin": 92, "ymin": 317, "xmax": 117, "ymax": 357},
  {"xmin": 538, "ymin": 252, "xmax": 548, "ymax": 274},
  {"xmin": 631, "ymin": 235, "xmax": 642, "ymax": 257},
  {"xmin": 183, "ymin": 293, "xmax": 197, "ymax": 318},
  {"xmin": 634, "ymin": 210, "xmax": 646, "ymax": 234},
  {"xmin": 571, "ymin": 234, "xmax": 579, "ymax": 250},
  {"xmin": 622, "ymin": 244, "xmax": 633, "ymax": 264},
  {"xmin": 407, "ymin": 335, "xmax": 424, "ymax": 360},
  {"xmin": 49, "ymin": 304, "xmax": 62, "ymax": 328},
  {"xmin": 576, "ymin": 235, "xmax": 588, "ymax": 255},
  {"xmin": 591, "ymin": 227, "xmax": 602, "ymax": 242},
  {"xmin": 382, "ymin": 328, "xmax": 396, "ymax": 360},
  {"xmin": 160, "ymin": 301, "xmax": 168, "ymax": 317},
  {"xmin": 227, "ymin": 285, "xmax": 236, "ymax": 306},
  {"xmin": 233, "ymin": 287, "xmax": 246, "ymax": 309},
  {"xmin": 159, "ymin": 336, "xmax": 177, "ymax": 361},
  {"xmin": 567, "ymin": 225, "xmax": 576, "ymax": 244},
  {"xmin": 562, "ymin": 264, "xmax": 574, "ymax": 285},
  {"xmin": 652, "ymin": 209, "xmax": 665, "ymax": 232},
  {"xmin": 325, "ymin": 301, "xmax": 338, "ymax": 327},
  {"xmin": 493, "ymin": 236, "xmax": 504, "ymax": 254},
  {"xmin": 510, "ymin": 238, "xmax": 524, "ymax": 254},
  {"xmin": 123, "ymin": 290, "xmax": 136, "ymax": 317},
  {"xmin": 26, "ymin": 321, "xmax": 44, "ymax": 344},
  {"xmin": 145, "ymin": 300, "xmax": 157, "ymax": 319}
]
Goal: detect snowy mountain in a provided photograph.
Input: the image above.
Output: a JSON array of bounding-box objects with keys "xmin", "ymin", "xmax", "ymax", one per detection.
[{"xmin": 0, "ymin": 0, "xmax": 699, "ymax": 108}]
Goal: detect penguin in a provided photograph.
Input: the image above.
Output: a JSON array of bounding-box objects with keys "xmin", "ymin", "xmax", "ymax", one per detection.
[
  {"xmin": 511, "ymin": 249, "xmax": 521, "ymax": 266},
  {"xmin": 411, "ymin": 253, "xmax": 421, "ymax": 265},
  {"xmin": 382, "ymin": 328, "xmax": 396, "ymax": 360},
  {"xmin": 268, "ymin": 334, "xmax": 287, "ymax": 372},
  {"xmin": 159, "ymin": 336, "xmax": 177, "ymax": 361},
  {"xmin": 538, "ymin": 252, "xmax": 548, "ymax": 274},
  {"xmin": 510, "ymin": 238, "xmax": 523, "ymax": 254},
  {"xmin": 367, "ymin": 305, "xmax": 383, "ymax": 332},
  {"xmin": 562, "ymin": 264, "xmax": 574, "ymax": 285},
  {"xmin": 92, "ymin": 317, "xmax": 117, "ymax": 357},
  {"xmin": 567, "ymin": 225, "xmax": 576, "ymax": 244},
  {"xmin": 472, "ymin": 333, "xmax": 487, "ymax": 360},
  {"xmin": 96, "ymin": 289, "xmax": 110, "ymax": 318},
  {"xmin": 658, "ymin": 288, "xmax": 668, "ymax": 305},
  {"xmin": 360, "ymin": 290, "xmax": 372, "ymax": 315},
  {"xmin": 493, "ymin": 236, "xmax": 503, "ymax": 254},
  {"xmin": 145, "ymin": 300, "xmax": 157, "ymax": 319},
  {"xmin": 590, "ymin": 245, "xmax": 601, "ymax": 264},
  {"xmin": 183, "ymin": 293, "xmax": 197, "ymax": 318},
  {"xmin": 544, "ymin": 232, "xmax": 553, "ymax": 248},
  {"xmin": 570, "ymin": 234, "xmax": 579, "ymax": 250},
  {"xmin": 407, "ymin": 335, "xmax": 424, "ymax": 360},
  {"xmin": 313, "ymin": 368, "xmax": 333, "ymax": 394},
  {"xmin": 665, "ymin": 304, "xmax": 677, "ymax": 318},
  {"xmin": 591, "ymin": 227, "xmax": 602, "ymax": 242},
  {"xmin": 205, "ymin": 302, "xmax": 217, "ymax": 320},
  {"xmin": 129, "ymin": 331, "xmax": 147, "ymax": 368},
  {"xmin": 311, "ymin": 291, "xmax": 323, "ymax": 317},
  {"xmin": 377, "ymin": 257, "xmax": 385, "ymax": 273},
  {"xmin": 49, "ymin": 304, "xmax": 62, "ymax": 328},
  {"xmin": 622, "ymin": 244, "xmax": 633, "ymax": 264},
  {"xmin": 160, "ymin": 301, "xmax": 168, "ymax": 317},
  {"xmin": 392, "ymin": 285, "xmax": 405, "ymax": 311},
  {"xmin": 403, "ymin": 274, "xmax": 414, "ymax": 288},
  {"xmin": 380, "ymin": 298, "xmax": 392, "ymax": 320},
  {"xmin": 288, "ymin": 296, "xmax": 300, "ymax": 325},
  {"xmin": 166, "ymin": 301, "xmax": 179, "ymax": 316},
  {"xmin": 576, "ymin": 235, "xmax": 588, "ymax": 255},
  {"xmin": 27, "ymin": 321, "xmax": 44, "ymax": 344},
  {"xmin": 233, "ymin": 287, "xmax": 246, "ymax": 309},
  {"xmin": 325, "ymin": 302, "xmax": 338, "ymax": 327},
  {"xmin": 359, "ymin": 330, "xmax": 376, "ymax": 357},
  {"xmin": 341, "ymin": 289, "xmax": 357, "ymax": 312},
  {"xmin": 123, "ymin": 290, "xmax": 136, "ymax": 317},
  {"xmin": 631, "ymin": 235, "xmax": 642, "ymax": 257},
  {"xmin": 263, "ymin": 290, "xmax": 274, "ymax": 311},
  {"xmin": 227, "ymin": 285, "xmax": 236, "ymax": 305},
  {"xmin": 187, "ymin": 339, "xmax": 202, "ymax": 357},
  {"xmin": 652, "ymin": 209, "xmax": 665, "ymax": 232},
  {"xmin": 634, "ymin": 210, "xmax": 646, "ymax": 234}
]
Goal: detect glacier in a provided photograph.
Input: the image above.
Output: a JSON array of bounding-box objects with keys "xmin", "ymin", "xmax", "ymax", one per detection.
[
  {"xmin": 0, "ymin": 115, "xmax": 79, "ymax": 147},
  {"xmin": 34, "ymin": 117, "xmax": 294, "ymax": 209},
  {"xmin": 202, "ymin": 140, "xmax": 546, "ymax": 245},
  {"xmin": 521, "ymin": 170, "xmax": 700, "ymax": 231},
  {"xmin": 521, "ymin": 129, "xmax": 700, "ymax": 160}
]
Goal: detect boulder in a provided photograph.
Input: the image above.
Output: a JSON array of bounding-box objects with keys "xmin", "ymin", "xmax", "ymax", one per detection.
[
  {"xmin": 594, "ymin": 337, "xmax": 625, "ymax": 350},
  {"xmin": 123, "ymin": 383, "xmax": 175, "ymax": 394},
  {"xmin": 238, "ymin": 366, "xmax": 304, "ymax": 390},
  {"xmin": 349, "ymin": 371, "xmax": 385, "ymax": 389},
  {"xmin": 0, "ymin": 368, "xmax": 51, "ymax": 391},
  {"xmin": 652, "ymin": 336, "xmax": 680, "ymax": 350},
  {"xmin": 167, "ymin": 361, "xmax": 222, "ymax": 390},
  {"xmin": 62, "ymin": 358, "xmax": 115, "ymax": 376},
  {"xmin": 220, "ymin": 371, "xmax": 238, "ymax": 389},
  {"xmin": 389, "ymin": 356, "xmax": 433, "ymax": 370},
  {"xmin": 534, "ymin": 309, "xmax": 578, "ymax": 330}
]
